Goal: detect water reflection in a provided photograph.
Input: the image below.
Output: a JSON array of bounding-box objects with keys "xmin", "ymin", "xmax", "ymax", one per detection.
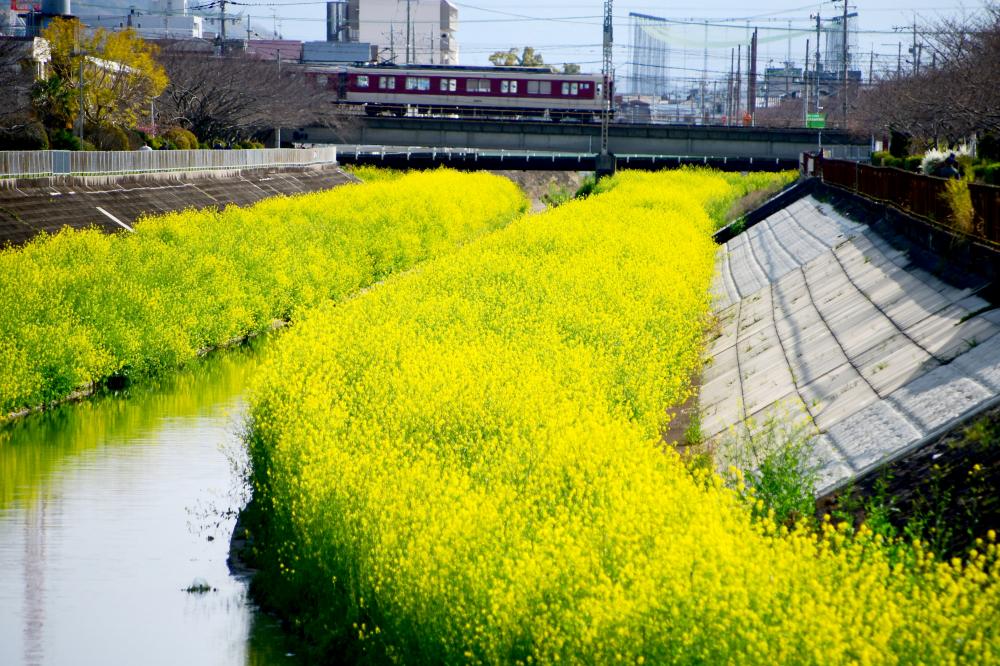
[{"xmin": 0, "ymin": 340, "xmax": 302, "ymax": 666}]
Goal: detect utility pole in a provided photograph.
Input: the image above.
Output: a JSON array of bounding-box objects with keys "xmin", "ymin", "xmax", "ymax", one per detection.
[
  {"xmin": 786, "ymin": 19, "xmax": 792, "ymax": 65},
  {"xmin": 596, "ymin": 0, "xmax": 615, "ymax": 176},
  {"xmin": 735, "ymin": 44, "xmax": 741, "ymax": 122},
  {"xmin": 405, "ymin": 0, "xmax": 412, "ymax": 63},
  {"xmin": 842, "ymin": 1, "xmax": 848, "ymax": 126},
  {"xmin": 835, "ymin": 1, "xmax": 857, "ymax": 129},
  {"xmin": 727, "ymin": 47, "xmax": 734, "ymax": 125},
  {"xmin": 804, "ymin": 39, "xmax": 810, "ymax": 125},
  {"xmin": 712, "ymin": 80, "xmax": 717, "ymax": 123},
  {"xmin": 275, "ymin": 52, "xmax": 281, "ymax": 148},
  {"xmin": 811, "ymin": 12, "xmax": 821, "ymax": 116},
  {"xmin": 701, "ymin": 20, "xmax": 708, "ymax": 124},
  {"xmin": 897, "ymin": 41, "xmax": 901, "ymax": 77},
  {"xmin": 748, "ymin": 28, "xmax": 758, "ymax": 125},
  {"xmin": 220, "ymin": 0, "xmax": 226, "ymax": 41}
]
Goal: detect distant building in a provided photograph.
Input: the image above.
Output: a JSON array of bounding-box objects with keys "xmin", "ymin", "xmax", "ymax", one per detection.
[
  {"xmin": 762, "ymin": 64, "xmax": 804, "ymax": 107},
  {"xmin": 341, "ymin": 0, "xmax": 458, "ymax": 65},
  {"xmin": 86, "ymin": 2, "xmax": 205, "ymax": 40},
  {"xmin": 301, "ymin": 40, "xmax": 376, "ymax": 64}
]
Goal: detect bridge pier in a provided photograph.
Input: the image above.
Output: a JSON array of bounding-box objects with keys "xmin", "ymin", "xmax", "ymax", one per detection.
[{"xmin": 595, "ymin": 153, "xmax": 617, "ymax": 179}]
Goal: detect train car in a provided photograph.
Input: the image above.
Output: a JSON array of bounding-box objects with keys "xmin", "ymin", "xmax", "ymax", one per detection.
[{"xmin": 308, "ymin": 64, "xmax": 608, "ymax": 121}]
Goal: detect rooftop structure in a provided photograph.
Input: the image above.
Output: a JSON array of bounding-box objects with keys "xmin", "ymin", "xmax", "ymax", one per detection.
[{"xmin": 345, "ymin": 0, "xmax": 457, "ymax": 65}]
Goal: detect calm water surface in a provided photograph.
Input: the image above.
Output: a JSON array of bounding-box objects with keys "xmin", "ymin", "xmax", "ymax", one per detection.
[{"xmin": 0, "ymin": 341, "xmax": 302, "ymax": 666}]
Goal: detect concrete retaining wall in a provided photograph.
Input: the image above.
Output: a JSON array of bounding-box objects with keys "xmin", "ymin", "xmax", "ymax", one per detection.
[{"xmin": 0, "ymin": 165, "xmax": 355, "ymax": 247}]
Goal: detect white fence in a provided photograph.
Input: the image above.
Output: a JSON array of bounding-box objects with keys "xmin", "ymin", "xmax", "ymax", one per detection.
[{"xmin": 0, "ymin": 147, "xmax": 338, "ymax": 178}]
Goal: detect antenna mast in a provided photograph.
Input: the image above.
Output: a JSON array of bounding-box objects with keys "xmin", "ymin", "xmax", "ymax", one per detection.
[{"xmin": 599, "ymin": 0, "xmax": 612, "ymax": 156}]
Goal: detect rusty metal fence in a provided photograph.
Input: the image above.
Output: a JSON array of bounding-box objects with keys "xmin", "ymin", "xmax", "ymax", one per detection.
[
  {"xmin": 815, "ymin": 155, "xmax": 1000, "ymax": 245},
  {"xmin": 0, "ymin": 147, "xmax": 338, "ymax": 178}
]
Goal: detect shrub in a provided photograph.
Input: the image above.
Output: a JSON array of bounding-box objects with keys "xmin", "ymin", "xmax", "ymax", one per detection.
[
  {"xmin": 871, "ymin": 150, "xmax": 892, "ymax": 166},
  {"xmin": 972, "ymin": 162, "xmax": 1000, "ymax": 185},
  {"xmin": 979, "ymin": 132, "xmax": 1000, "ymax": 161},
  {"xmin": 86, "ymin": 123, "xmax": 130, "ymax": 151},
  {"xmin": 889, "ymin": 130, "xmax": 910, "ymax": 158},
  {"xmin": 903, "ymin": 155, "xmax": 923, "ymax": 172},
  {"xmin": 162, "ymin": 126, "xmax": 198, "ymax": 150},
  {"xmin": 942, "ymin": 176, "xmax": 975, "ymax": 235},
  {"xmin": 48, "ymin": 128, "xmax": 82, "ymax": 151},
  {"xmin": 718, "ymin": 409, "xmax": 819, "ymax": 525},
  {"xmin": 124, "ymin": 128, "xmax": 147, "ymax": 150},
  {"xmin": 574, "ymin": 174, "xmax": 597, "ymax": 198},
  {"xmin": 0, "ymin": 122, "xmax": 50, "ymax": 150}
]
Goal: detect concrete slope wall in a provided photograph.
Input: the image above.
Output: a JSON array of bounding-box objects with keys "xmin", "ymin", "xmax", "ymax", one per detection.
[
  {"xmin": 703, "ymin": 195, "xmax": 1000, "ymax": 495},
  {"xmin": 0, "ymin": 166, "xmax": 356, "ymax": 247}
]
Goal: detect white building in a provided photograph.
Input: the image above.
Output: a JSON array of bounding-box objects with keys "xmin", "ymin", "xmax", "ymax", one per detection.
[{"xmin": 344, "ymin": 0, "xmax": 457, "ymax": 65}]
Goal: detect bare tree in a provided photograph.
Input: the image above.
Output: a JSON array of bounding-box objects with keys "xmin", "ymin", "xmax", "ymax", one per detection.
[
  {"xmin": 853, "ymin": 3, "xmax": 1000, "ymax": 145},
  {"xmin": 156, "ymin": 50, "xmax": 355, "ymax": 144},
  {"xmin": 0, "ymin": 38, "xmax": 37, "ymax": 129}
]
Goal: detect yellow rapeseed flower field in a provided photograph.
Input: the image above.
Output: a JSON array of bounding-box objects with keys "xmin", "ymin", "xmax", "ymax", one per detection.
[
  {"xmin": 0, "ymin": 170, "xmax": 527, "ymax": 417},
  {"xmin": 247, "ymin": 169, "xmax": 998, "ymax": 664}
]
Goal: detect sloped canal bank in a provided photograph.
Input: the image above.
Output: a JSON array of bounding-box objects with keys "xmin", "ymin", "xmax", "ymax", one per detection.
[{"xmin": 0, "ymin": 338, "xmax": 303, "ymax": 666}]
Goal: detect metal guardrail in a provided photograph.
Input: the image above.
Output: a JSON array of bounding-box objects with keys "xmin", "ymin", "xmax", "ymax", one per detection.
[
  {"xmin": 0, "ymin": 147, "xmax": 338, "ymax": 178},
  {"xmin": 814, "ymin": 155, "xmax": 1000, "ymax": 245},
  {"xmin": 333, "ymin": 145, "xmax": 797, "ymax": 172}
]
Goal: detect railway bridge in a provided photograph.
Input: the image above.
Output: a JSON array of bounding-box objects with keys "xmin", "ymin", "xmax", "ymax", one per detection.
[{"xmin": 296, "ymin": 117, "xmax": 870, "ymax": 162}]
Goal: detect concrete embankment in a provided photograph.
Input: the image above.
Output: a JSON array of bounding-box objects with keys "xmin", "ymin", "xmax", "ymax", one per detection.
[
  {"xmin": 703, "ymin": 181, "xmax": 1000, "ymax": 496},
  {"xmin": 0, "ymin": 165, "xmax": 355, "ymax": 247}
]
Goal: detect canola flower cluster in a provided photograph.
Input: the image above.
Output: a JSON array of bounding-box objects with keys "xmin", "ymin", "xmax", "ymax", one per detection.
[
  {"xmin": 0, "ymin": 170, "xmax": 527, "ymax": 417},
  {"xmin": 248, "ymin": 169, "xmax": 998, "ymax": 664}
]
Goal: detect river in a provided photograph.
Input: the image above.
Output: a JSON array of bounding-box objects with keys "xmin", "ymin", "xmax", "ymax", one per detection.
[{"xmin": 0, "ymin": 338, "xmax": 303, "ymax": 665}]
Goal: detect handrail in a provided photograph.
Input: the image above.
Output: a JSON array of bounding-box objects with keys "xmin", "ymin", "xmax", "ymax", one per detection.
[
  {"xmin": 812, "ymin": 154, "xmax": 1000, "ymax": 246},
  {"xmin": 0, "ymin": 147, "xmax": 338, "ymax": 179}
]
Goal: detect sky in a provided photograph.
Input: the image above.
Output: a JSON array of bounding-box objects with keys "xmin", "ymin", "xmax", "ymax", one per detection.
[{"xmin": 243, "ymin": 0, "xmax": 988, "ymax": 79}]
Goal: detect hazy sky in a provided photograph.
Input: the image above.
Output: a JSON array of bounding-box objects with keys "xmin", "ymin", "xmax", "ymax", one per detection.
[{"xmin": 241, "ymin": 0, "xmax": 986, "ymax": 75}]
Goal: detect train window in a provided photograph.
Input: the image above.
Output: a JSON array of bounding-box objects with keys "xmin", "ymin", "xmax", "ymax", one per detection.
[
  {"xmin": 500, "ymin": 81, "xmax": 509, "ymax": 93},
  {"xmin": 479, "ymin": 79, "xmax": 490, "ymax": 92},
  {"xmin": 356, "ymin": 75, "xmax": 369, "ymax": 88},
  {"xmin": 465, "ymin": 79, "xmax": 477, "ymax": 92},
  {"xmin": 379, "ymin": 76, "xmax": 396, "ymax": 90},
  {"xmin": 439, "ymin": 78, "xmax": 457, "ymax": 92},
  {"xmin": 539, "ymin": 81, "xmax": 551, "ymax": 94},
  {"xmin": 527, "ymin": 80, "xmax": 539, "ymax": 94},
  {"xmin": 561, "ymin": 82, "xmax": 569, "ymax": 95},
  {"xmin": 571, "ymin": 82, "xmax": 579, "ymax": 95},
  {"xmin": 406, "ymin": 77, "xmax": 417, "ymax": 90},
  {"xmin": 509, "ymin": 81, "xmax": 518, "ymax": 93}
]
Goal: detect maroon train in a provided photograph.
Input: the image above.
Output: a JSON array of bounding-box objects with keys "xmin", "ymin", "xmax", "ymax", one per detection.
[{"xmin": 306, "ymin": 64, "xmax": 608, "ymax": 121}]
